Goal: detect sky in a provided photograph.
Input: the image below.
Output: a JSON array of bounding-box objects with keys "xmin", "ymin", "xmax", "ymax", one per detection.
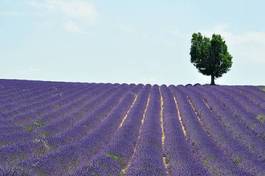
[{"xmin": 0, "ymin": 0, "xmax": 265, "ymax": 85}]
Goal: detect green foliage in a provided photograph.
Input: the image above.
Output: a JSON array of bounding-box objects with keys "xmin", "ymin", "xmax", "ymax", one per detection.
[
  {"xmin": 24, "ymin": 125, "xmax": 34, "ymax": 133},
  {"xmin": 40, "ymin": 131, "xmax": 50, "ymax": 138},
  {"xmin": 190, "ymin": 32, "xmax": 232, "ymax": 85},
  {"xmin": 106, "ymin": 152, "xmax": 126, "ymax": 168},
  {"xmin": 24, "ymin": 119, "xmax": 45, "ymax": 132},
  {"xmin": 232, "ymin": 155, "xmax": 242, "ymax": 165},
  {"xmin": 106, "ymin": 152, "xmax": 120, "ymax": 161},
  {"xmin": 256, "ymin": 114, "xmax": 265, "ymax": 123}
]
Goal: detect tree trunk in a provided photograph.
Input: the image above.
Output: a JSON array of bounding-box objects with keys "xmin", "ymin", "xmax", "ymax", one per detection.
[{"xmin": 211, "ymin": 75, "xmax": 215, "ymax": 85}]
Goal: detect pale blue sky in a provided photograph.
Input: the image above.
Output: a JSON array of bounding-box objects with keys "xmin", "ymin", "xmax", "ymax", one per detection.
[{"xmin": 0, "ymin": 0, "xmax": 265, "ymax": 85}]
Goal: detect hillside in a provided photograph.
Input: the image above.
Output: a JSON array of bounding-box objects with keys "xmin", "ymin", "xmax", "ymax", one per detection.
[{"xmin": 0, "ymin": 79, "xmax": 265, "ymax": 176}]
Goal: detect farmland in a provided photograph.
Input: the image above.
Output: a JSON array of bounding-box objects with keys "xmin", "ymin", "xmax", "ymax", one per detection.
[{"xmin": 0, "ymin": 79, "xmax": 265, "ymax": 176}]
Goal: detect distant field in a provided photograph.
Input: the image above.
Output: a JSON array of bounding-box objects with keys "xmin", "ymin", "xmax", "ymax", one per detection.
[{"xmin": 0, "ymin": 79, "xmax": 265, "ymax": 176}]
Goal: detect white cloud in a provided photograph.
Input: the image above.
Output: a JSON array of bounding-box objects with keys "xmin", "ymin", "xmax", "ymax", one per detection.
[
  {"xmin": 28, "ymin": 0, "xmax": 98, "ymax": 33},
  {"xmin": 64, "ymin": 20, "xmax": 81, "ymax": 33},
  {"xmin": 46, "ymin": 0, "xmax": 97, "ymax": 21}
]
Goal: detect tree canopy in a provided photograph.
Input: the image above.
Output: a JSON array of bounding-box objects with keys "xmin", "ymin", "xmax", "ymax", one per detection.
[{"xmin": 190, "ymin": 33, "xmax": 232, "ymax": 85}]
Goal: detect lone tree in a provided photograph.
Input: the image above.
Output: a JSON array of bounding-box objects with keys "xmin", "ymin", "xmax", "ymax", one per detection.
[{"xmin": 190, "ymin": 32, "xmax": 232, "ymax": 85}]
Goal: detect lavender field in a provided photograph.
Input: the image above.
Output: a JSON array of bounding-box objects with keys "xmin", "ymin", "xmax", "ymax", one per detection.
[{"xmin": 0, "ymin": 79, "xmax": 265, "ymax": 176}]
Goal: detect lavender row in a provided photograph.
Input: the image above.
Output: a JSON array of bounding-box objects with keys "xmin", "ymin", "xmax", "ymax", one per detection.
[
  {"xmin": 72, "ymin": 85, "xmax": 150, "ymax": 176},
  {"xmin": 34, "ymin": 84, "xmax": 117, "ymax": 137},
  {"xmin": 169, "ymin": 86, "xmax": 242, "ymax": 175},
  {"xmin": 124, "ymin": 85, "xmax": 167, "ymax": 176},
  {"xmin": 0, "ymin": 83, "xmax": 50, "ymax": 103},
  {"xmin": 238, "ymin": 86, "xmax": 265, "ymax": 102},
  {"xmin": 0, "ymin": 84, "xmax": 93, "ymax": 118},
  {"xmin": 214, "ymin": 86, "xmax": 265, "ymax": 138},
  {"xmin": 198, "ymin": 86, "xmax": 265, "ymax": 156},
  {"xmin": 232, "ymin": 86, "xmax": 265, "ymax": 109},
  {"xmin": 19, "ymin": 86, "xmax": 139, "ymax": 175},
  {"xmin": 0, "ymin": 85, "xmax": 91, "ymax": 125},
  {"xmin": 184, "ymin": 86, "xmax": 264, "ymax": 175},
  {"xmin": 0, "ymin": 80, "xmax": 84, "ymax": 112},
  {"xmin": 7, "ymin": 84, "xmax": 104, "ymax": 127},
  {"xmin": 1, "ymin": 85, "xmax": 89, "ymax": 123},
  {"xmin": 0, "ymin": 85, "xmax": 114, "ymax": 150},
  {"xmin": 160, "ymin": 85, "xmax": 208, "ymax": 176},
  {"xmin": 0, "ymin": 86, "xmax": 100, "ymax": 143},
  {"xmin": 44, "ymin": 84, "xmax": 131, "ymax": 146},
  {"xmin": 216, "ymin": 86, "xmax": 265, "ymax": 119},
  {"xmin": 0, "ymin": 85, "xmax": 125, "ymax": 166}
]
